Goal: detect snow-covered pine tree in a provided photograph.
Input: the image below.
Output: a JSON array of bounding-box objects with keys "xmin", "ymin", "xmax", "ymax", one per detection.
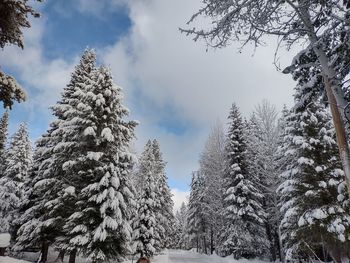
[
  {"xmin": 278, "ymin": 87, "xmax": 350, "ymax": 263},
  {"xmin": 245, "ymin": 101, "xmax": 281, "ymax": 261},
  {"xmin": 0, "ymin": 110, "xmax": 9, "ymax": 177},
  {"xmin": 175, "ymin": 202, "xmax": 189, "ymax": 249},
  {"xmin": 187, "ymin": 171, "xmax": 207, "ymax": 253},
  {"xmin": 132, "ymin": 141, "xmax": 157, "ymax": 258},
  {"xmin": 0, "ymin": 123, "xmax": 32, "ymax": 239},
  {"xmin": 15, "ymin": 49, "xmax": 98, "ymax": 263},
  {"xmin": 217, "ymin": 103, "xmax": 268, "ymax": 259},
  {"xmin": 199, "ymin": 121, "xmax": 226, "ymax": 254},
  {"xmin": 152, "ymin": 139, "xmax": 174, "ymax": 250},
  {"xmin": 56, "ymin": 65, "xmax": 137, "ymax": 263}
]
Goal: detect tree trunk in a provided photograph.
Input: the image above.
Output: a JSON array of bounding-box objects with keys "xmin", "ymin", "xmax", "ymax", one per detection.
[
  {"xmin": 298, "ymin": 2, "xmax": 350, "ymax": 195},
  {"xmin": 0, "ymin": 247, "xmax": 5, "ymax": 256},
  {"xmin": 68, "ymin": 249, "xmax": 77, "ymax": 263},
  {"xmin": 210, "ymin": 226, "xmax": 214, "ymax": 254},
  {"xmin": 203, "ymin": 235, "xmax": 207, "ymax": 254},
  {"xmin": 54, "ymin": 250, "xmax": 65, "ymax": 262},
  {"xmin": 39, "ymin": 241, "xmax": 49, "ymax": 263},
  {"xmin": 196, "ymin": 236, "xmax": 199, "ymax": 253},
  {"xmin": 278, "ymin": 225, "xmax": 285, "ymax": 263},
  {"xmin": 323, "ymin": 76, "xmax": 350, "ymax": 187}
]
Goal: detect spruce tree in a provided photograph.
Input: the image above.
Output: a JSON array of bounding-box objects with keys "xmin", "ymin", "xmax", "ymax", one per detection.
[
  {"xmin": 0, "ymin": 123, "xmax": 32, "ymax": 238},
  {"xmin": 57, "ymin": 65, "xmax": 137, "ymax": 263},
  {"xmin": 187, "ymin": 171, "xmax": 207, "ymax": 253},
  {"xmin": 15, "ymin": 49, "xmax": 98, "ymax": 263},
  {"xmin": 152, "ymin": 139, "xmax": 174, "ymax": 250},
  {"xmin": 132, "ymin": 141, "xmax": 157, "ymax": 258},
  {"xmin": 217, "ymin": 103, "xmax": 267, "ymax": 258},
  {"xmin": 246, "ymin": 101, "xmax": 281, "ymax": 261},
  {"xmin": 199, "ymin": 121, "xmax": 226, "ymax": 254},
  {"xmin": 278, "ymin": 91, "xmax": 350, "ymax": 262}
]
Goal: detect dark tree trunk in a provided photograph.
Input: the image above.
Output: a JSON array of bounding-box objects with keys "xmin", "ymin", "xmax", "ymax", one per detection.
[
  {"xmin": 68, "ymin": 249, "xmax": 77, "ymax": 263},
  {"xmin": 39, "ymin": 241, "xmax": 49, "ymax": 263},
  {"xmin": 203, "ymin": 236, "xmax": 207, "ymax": 254},
  {"xmin": 274, "ymin": 229, "xmax": 282, "ymax": 262},
  {"xmin": 210, "ymin": 226, "xmax": 214, "ymax": 255},
  {"xmin": 0, "ymin": 247, "xmax": 6, "ymax": 256},
  {"xmin": 54, "ymin": 250, "xmax": 65, "ymax": 262},
  {"xmin": 196, "ymin": 236, "xmax": 199, "ymax": 253}
]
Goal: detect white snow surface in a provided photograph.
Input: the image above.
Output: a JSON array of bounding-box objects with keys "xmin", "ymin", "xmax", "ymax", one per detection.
[
  {"xmin": 125, "ymin": 250, "xmax": 268, "ymax": 263},
  {"xmin": 6, "ymin": 249, "xmax": 269, "ymax": 263},
  {"xmin": 0, "ymin": 233, "xmax": 10, "ymax": 247},
  {"xmin": 0, "ymin": 257, "xmax": 31, "ymax": 263}
]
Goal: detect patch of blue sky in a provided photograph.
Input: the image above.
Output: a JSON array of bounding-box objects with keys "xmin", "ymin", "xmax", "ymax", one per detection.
[
  {"xmin": 168, "ymin": 176, "xmax": 190, "ymax": 191},
  {"xmin": 41, "ymin": 1, "xmax": 131, "ymax": 61}
]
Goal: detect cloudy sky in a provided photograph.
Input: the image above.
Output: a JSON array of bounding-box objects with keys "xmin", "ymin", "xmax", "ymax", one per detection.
[{"xmin": 0, "ymin": 0, "xmax": 297, "ymax": 210}]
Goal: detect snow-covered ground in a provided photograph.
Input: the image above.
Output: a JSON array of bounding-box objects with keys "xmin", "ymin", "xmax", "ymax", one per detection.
[
  {"xmin": 0, "ymin": 249, "xmax": 268, "ymax": 263},
  {"xmin": 0, "ymin": 257, "xmax": 31, "ymax": 263}
]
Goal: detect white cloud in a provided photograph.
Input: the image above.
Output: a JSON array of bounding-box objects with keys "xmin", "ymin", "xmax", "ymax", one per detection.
[
  {"xmin": 171, "ymin": 188, "xmax": 189, "ymax": 213},
  {"xmin": 102, "ymin": 0, "xmax": 296, "ymax": 188},
  {"xmin": 0, "ymin": 0, "xmax": 298, "ymax": 192}
]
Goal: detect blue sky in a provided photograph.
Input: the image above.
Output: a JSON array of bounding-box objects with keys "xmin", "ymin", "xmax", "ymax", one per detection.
[{"xmin": 0, "ymin": 0, "xmax": 295, "ymax": 209}]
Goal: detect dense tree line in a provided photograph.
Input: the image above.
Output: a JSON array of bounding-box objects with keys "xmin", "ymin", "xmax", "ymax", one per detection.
[{"xmin": 180, "ymin": 96, "xmax": 350, "ymax": 263}]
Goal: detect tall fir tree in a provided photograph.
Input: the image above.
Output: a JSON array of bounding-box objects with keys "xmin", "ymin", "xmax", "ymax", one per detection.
[
  {"xmin": 174, "ymin": 202, "xmax": 189, "ymax": 249},
  {"xmin": 15, "ymin": 49, "xmax": 98, "ymax": 263},
  {"xmin": 199, "ymin": 121, "xmax": 226, "ymax": 254},
  {"xmin": 56, "ymin": 65, "xmax": 137, "ymax": 263},
  {"xmin": 245, "ymin": 101, "xmax": 281, "ymax": 261},
  {"xmin": 0, "ymin": 123, "xmax": 32, "ymax": 238},
  {"xmin": 16, "ymin": 50, "xmax": 138, "ymax": 263},
  {"xmin": 187, "ymin": 171, "xmax": 207, "ymax": 253},
  {"xmin": 152, "ymin": 139, "xmax": 174, "ymax": 250},
  {"xmin": 217, "ymin": 103, "xmax": 267, "ymax": 258},
  {"xmin": 132, "ymin": 141, "xmax": 157, "ymax": 258},
  {"xmin": 278, "ymin": 89, "xmax": 350, "ymax": 263}
]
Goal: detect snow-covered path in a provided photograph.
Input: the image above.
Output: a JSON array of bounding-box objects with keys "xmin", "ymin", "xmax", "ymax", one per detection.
[{"xmin": 165, "ymin": 250, "xmax": 265, "ymax": 263}]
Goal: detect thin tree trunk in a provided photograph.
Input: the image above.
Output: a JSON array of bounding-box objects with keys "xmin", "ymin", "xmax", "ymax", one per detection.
[
  {"xmin": 210, "ymin": 226, "xmax": 214, "ymax": 255},
  {"xmin": 278, "ymin": 225, "xmax": 285, "ymax": 263},
  {"xmin": 68, "ymin": 249, "xmax": 77, "ymax": 263},
  {"xmin": 0, "ymin": 247, "xmax": 5, "ymax": 256},
  {"xmin": 203, "ymin": 235, "xmax": 207, "ymax": 254},
  {"xmin": 39, "ymin": 241, "xmax": 49, "ymax": 263},
  {"xmin": 196, "ymin": 236, "xmax": 199, "ymax": 253}
]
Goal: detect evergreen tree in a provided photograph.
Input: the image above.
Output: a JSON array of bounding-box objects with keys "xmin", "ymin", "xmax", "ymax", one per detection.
[
  {"xmin": 132, "ymin": 141, "xmax": 157, "ymax": 258},
  {"xmin": 0, "ymin": 123, "xmax": 32, "ymax": 238},
  {"xmin": 187, "ymin": 171, "xmax": 207, "ymax": 253},
  {"xmin": 246, "ymin": 101, "xmax": 281, "ymax": 261},
  {"xmin": 0, "ymin": 110, "xmax": 9, "ymax": 177},
  {"xmin": 175, "ymin": 202, "xmax": 189, "ymax": 249},
  {"xmin": 278, "ymin": 90, "xmax": 350, "ymax": 262},
  {"xmin": 57, "ymin": 66, "xmax": 137, "ymax": 263},
  {"xmin": 152, "ymin": 139, "xmax": 174, "ymax": 250},
  {"xmin": 15, "ymin": 49, "xmax": 98, "ymax": 263},
  {"xmin": 217, "ymin": 103, "xmax": 267, "ymax": 258},
  {"xmin": 16, "ymin": 50, "xmax": 138, "ymax": 263},
  {"xmin": 199, "ymin": 121, "xmax": 226, "ymax": 254}
]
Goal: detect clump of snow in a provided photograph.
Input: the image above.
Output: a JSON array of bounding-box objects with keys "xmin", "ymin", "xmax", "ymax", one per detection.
[
  {"xmin": 101, "ymin": 127, "xmax": 114, "ymax": 142},
  {"xmin": 83, "ymin": 126, "xmax": 96, "ymax": 137},
  {"xmin": 0, "ymin": 233, "xmax": 11, "ymax": 247}
]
